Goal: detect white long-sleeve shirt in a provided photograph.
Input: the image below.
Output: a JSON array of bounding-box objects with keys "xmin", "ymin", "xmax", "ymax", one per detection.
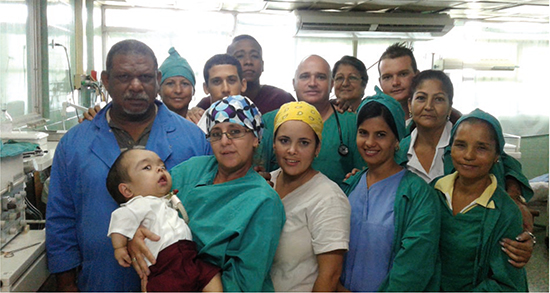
[{"xmin": 107, "ymin": 195, "xmax": 192, "ymax": 266}]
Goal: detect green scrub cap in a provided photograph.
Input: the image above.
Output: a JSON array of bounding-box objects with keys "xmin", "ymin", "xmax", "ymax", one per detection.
[
  {"xmin": 159, "ymin": 47, "xmax": 195, "ymax": 87},
  {"xmin": 451, "ymin": 108, "xmax": 505, "ymax": 155},
  {"xmin": 357, "ymin": 86, "xmax": 406, "ymax": 141}
]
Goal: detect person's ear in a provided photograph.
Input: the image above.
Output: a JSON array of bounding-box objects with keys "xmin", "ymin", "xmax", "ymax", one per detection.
[
  {"xmin": 118, "ymin": 183, "xmax": 134, "ymax": 200},
  {"xmin": 241, "ymin": 78, "xmax": 247, "ymax": 93},
  {"xmin": 156, "ymin": 70, "xmax": 162, "ymax": 87},
  {"xmin": 101, "ymin": 71, "xmax": 110, "ymax": 89},
  {"xmin": 252, "ymin": 136, "xmax": 259, "ymax": 148},
  {"xmin": 203, "ymin": 82, "xmax": 210, "ymax": 95},
  {"xmin": 394, "ymin": 139, "xmax": 400, "ymax": 152},
  {"xmin": 261, "ymin": 60, "xmax": 265, "ymax": 73},
  {"xmin": 315, "ymin": 141, "xmax": 321, "ymax": 157}
]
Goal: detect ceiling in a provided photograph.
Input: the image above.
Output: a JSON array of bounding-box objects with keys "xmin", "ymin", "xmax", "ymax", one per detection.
[{"xmin": 98, "ymin": 0, "xmax": 549, "ymax": 23}]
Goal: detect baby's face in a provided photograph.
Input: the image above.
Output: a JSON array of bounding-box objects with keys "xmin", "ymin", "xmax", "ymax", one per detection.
[{"xmin": 123, "ymin": 149, "xmax": 172, "ymax": 198}]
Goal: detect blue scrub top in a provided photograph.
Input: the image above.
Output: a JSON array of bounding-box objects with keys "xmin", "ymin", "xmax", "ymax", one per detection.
[{"xmin": 342, "ymin": 169, "xmax": 405, "ymax": 291}]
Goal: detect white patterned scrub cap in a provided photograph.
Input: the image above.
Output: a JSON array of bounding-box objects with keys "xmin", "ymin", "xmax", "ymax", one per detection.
[{"xmin": 205, "ymin": 95, "xmax": 264, "ymax": 140}]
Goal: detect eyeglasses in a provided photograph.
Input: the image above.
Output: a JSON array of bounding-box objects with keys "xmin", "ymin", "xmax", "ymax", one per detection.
[
  {"xmin": 334, "ymin": 75, "xmax": 362, "ymax": 85},
  {"xmin": 207, "ymin": 128, "xmax": 252, "ymax": 142}
]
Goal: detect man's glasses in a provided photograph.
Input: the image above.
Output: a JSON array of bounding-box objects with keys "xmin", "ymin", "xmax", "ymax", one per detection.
[{"xmin": 207, "ymin": 128, "xmax": 252, "ymax": 142}]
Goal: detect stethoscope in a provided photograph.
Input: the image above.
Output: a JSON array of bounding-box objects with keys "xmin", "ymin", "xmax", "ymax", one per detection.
[{"xmin": 330, "ymin": 103, "xmax": 349, "ymax": 157}]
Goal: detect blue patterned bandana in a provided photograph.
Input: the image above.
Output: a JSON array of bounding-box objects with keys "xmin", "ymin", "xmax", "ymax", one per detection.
[{"xmin": 206, "ymin": 95, "xmax": 264, "ymax": 140}]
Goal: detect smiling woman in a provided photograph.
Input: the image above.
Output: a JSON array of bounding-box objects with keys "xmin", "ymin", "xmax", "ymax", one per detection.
[
  {"xmin": 167, "ymin": 95, "xmax": 285, "ymax": 291},
  {"xmin": 158, "ymin": 47, "xmax": 196, "ymax": 118},
  {"xmin": 434, "ymin": 109, "xmax": 528, "ymax": 291},
  {"xmin": 269, "ymin": 101, "xmax": 350, "ymax": 292},
  {"xmin": 128, "ymin": 95, "xmax": 285, "ymax": 291},
  {"xmin": 340, "ymin": 89, "xmax": 440, "ymax": 292},
  {"xmin": 332, "ymin": 56, "xmax": 368, "ymax": 113}
]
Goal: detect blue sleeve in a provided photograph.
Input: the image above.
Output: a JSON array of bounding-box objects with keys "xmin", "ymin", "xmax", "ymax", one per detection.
[{"xmin": 45, "ymin": 139, "xmax": 82, "ymax": 273}]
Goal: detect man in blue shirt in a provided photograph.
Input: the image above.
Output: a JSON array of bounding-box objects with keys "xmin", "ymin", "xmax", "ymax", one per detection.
[{"xmin": 45, "ymin": 39, "xmax": 211, "ymax": 292}]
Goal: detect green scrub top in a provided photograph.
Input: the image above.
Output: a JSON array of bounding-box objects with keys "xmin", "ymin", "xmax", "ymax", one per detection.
[
  {"xmin": 435, "ymin": 175, "xmax": 528, "ymax": 292},
  {"xmin": 170, "ymin": 155, "xmax": 286, "ymax": 292}
]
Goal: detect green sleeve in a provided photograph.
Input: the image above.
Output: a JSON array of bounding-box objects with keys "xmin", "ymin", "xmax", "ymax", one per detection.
[
  {"xmin": 395, "ymin": 136, "xmax": 411, "ymax": 166},
  {"xmin": 341, "ymin": 168, "xmax": 367, "ymax": 195},
  {"xmin": 221, "ymin": 194, "xmax": 285, "ymax": 292},
  {"xmin": 342, "ymin": 112, "xmax": 367, "ymax": 173},
  {"xmin": 500, "ymin": 153, "xmax": 534, "ymax": 202},
  {"xmin": 256, "ymin": 110, "xmax": 278, "ymax": 172},
  {"xmin": 383, "ymin": 175, "xmax": 441, "ymax": 291},
  {"xmin": 472, "ymin": 194, "xmax": 528, "ymax": 292}
]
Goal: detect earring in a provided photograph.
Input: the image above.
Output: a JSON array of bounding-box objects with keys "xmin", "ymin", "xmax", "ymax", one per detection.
[
  {"xmin": 409, "ymin": 112, "xmax": 412, "ymax": 118},
  {"xmin": 447, "ymin": 115, "xmax": 451, "ymax": 120},
  {"xmin": 395, "ymin": 145, "xmax": 400, "ymax": 152}
]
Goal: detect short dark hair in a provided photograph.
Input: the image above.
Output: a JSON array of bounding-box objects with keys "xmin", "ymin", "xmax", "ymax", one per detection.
[
  {"xmin": 357, "ymin": 101, "xmax": 399, "ymax": 141},
  {"xmin": 226, "ymin": 34, "xmax": 263, "ymax": 55},
  {"xmin": 378, "ymin": 42, "xmax": 418, "ymax": 75},
  {"xmin": 332, "ymin": 55, "xmax": 369, "ymax": 87},
  {"xmin": 410, "ymin": 70, "xmax": 454, "ymax": 105},
  {"xmin": 106, "ymin": 149, "xmax": 134, "ymax": 205},
  {"xmin": 105, "ymin": 39, "xmax": 158, "ymax": 74},
  {"xmin": 203, "ymin": 54, "xmax": 243, "ymax": 85}
]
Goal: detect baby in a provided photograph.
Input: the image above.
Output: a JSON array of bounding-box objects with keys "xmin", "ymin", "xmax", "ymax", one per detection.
[{"xmin": 106, "ymin": 149, "xmax": 222, "ymax": 292}]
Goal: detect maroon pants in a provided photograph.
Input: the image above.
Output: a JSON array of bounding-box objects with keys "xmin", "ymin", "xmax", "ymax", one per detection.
[{"xmin": 146, "ymin": 240, "xmax": 220, "ymax": 292}]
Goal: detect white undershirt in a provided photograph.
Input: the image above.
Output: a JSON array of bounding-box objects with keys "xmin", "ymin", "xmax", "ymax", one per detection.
[{"xmin": 406, "ymin": 121, "xmax": 453, "ymax": 183}]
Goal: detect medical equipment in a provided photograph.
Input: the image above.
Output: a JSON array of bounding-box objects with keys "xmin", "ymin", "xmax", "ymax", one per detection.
[
  {"xmin": 1, "ymin": 152, "xmax": 27, "ymax": 248},
  {"xmin": 167, "ymin": 190, "xmax": 189, "ymax": 224},
  {"xmin": 330, "ymin": 103, "xmax": 349, "ymax": 157}
]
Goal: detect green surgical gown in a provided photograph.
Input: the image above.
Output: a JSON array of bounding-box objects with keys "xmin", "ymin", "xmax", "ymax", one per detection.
[{"xmin": 170, "ymin": 155, "xmax": 286, "ymax": 292}]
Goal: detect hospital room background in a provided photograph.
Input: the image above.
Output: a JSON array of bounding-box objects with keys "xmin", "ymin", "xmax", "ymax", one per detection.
[{"xmin": 0, "ymin": 0, "xmax": 548, "ymax": 291}]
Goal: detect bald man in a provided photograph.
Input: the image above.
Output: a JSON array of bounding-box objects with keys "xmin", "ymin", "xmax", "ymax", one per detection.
[{"xmin": 257, "ymin": 55, "xmax": 365, "ymax": 187}]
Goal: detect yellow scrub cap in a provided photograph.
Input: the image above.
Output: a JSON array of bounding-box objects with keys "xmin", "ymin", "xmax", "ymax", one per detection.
[{"xmin": 274, "ymin": 101, "xmax": 323, "ymax": 140}]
